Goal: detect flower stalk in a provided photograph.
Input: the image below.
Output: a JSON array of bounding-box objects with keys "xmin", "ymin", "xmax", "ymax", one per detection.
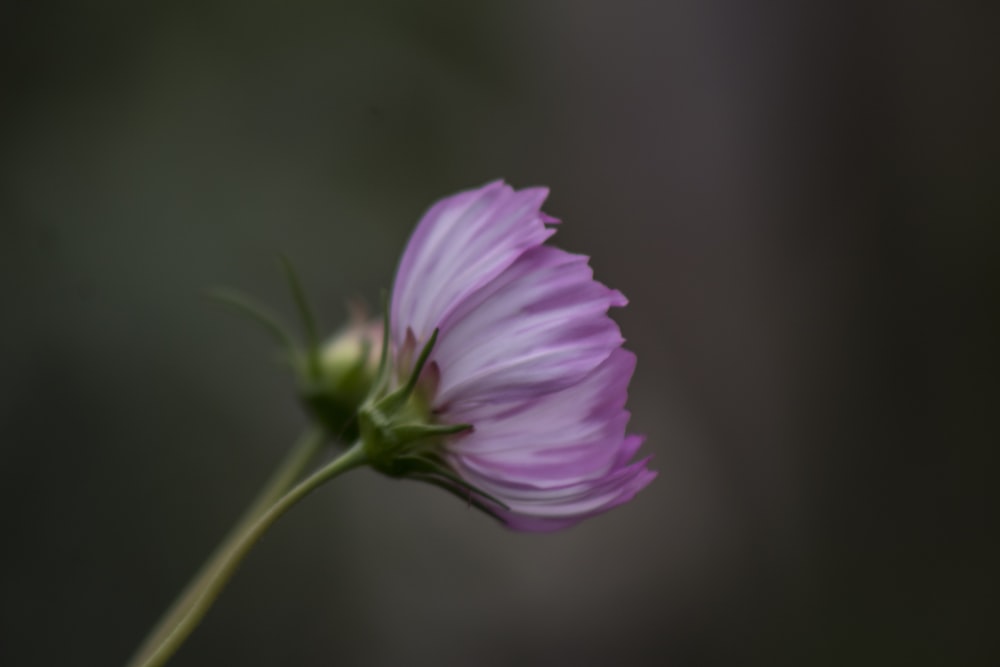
[
  {"xmin": 127, "ymin": 439, "xmax": 367, "ymax": 667},
  {"xmin": 125, "ymin": 428, "xmax": 327, "ymax": 666}
]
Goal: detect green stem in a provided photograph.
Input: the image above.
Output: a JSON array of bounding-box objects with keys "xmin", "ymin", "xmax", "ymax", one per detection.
[
  {"xmin": 126, "ymin": 428, "xmax": 329, "ymax": 666},
  {"xmin": 128, "ymin": 441, "xmax": 368, "ymax": 667}
]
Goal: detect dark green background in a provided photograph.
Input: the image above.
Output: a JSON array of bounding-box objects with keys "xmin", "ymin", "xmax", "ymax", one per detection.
[{"xmin": 2, "ymin": 2, "xmax": 995, "ymax": 666}]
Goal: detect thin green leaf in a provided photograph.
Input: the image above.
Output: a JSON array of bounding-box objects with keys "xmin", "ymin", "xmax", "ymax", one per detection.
[
  {"xmin": 206, "ymin": 287, "xmax": 300, "ymax": 356},
  {"xmin": 279, "ymin": 255, "xmax": 320, "ymax": 377}
]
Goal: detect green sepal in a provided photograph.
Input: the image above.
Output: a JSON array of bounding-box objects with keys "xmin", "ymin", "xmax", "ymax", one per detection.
[
  {"xmin": 359, "ymin": 321, "xmax": 464, "ymax": 474},
  {"xmin": 369, "ymin": 289, "xmax": 392, "ymax": 399},
  {"xmin": 209, "ymin": 270, "xmax": 380, "ymax": 441},
  {"xmin": 206, "ymin": 287, "xmax": 301, "ymax": 363},
  {"xmin": 371, "ymin": 328, "xmax": 439, "ymax": 416},
  {"xmin": 278, "ymin": 254, "xmax": 321, "ymax": 380}
]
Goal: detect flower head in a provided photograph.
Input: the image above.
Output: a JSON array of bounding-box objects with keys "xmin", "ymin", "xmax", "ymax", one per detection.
[{"xmin": 377, "ymin": 181, "xmax": 655, "ymax": 532}]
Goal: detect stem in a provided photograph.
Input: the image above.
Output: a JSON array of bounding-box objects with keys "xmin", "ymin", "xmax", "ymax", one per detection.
[
  {"xmin": 128, "ymin": 441, "xmax": 367, "ymax": 667},
  {"xmin": 126, "ymin": 428, "xmax": 329, "ymax": 666}
]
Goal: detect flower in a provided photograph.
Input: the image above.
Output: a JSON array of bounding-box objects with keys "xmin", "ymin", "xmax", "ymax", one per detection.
[{"xmin": 385, "ymin": 181, "xmax": 656, "ymax": 532}]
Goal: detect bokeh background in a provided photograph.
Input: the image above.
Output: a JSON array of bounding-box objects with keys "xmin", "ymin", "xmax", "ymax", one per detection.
[{"xmin": 2, "ymin": 2, "xmax": 996, "ymax": 666}]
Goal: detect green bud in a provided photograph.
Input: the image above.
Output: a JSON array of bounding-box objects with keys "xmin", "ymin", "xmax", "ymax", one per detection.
[{"xmin": 300, "ymin": 317, "xmax": 382, "ymax": 440}]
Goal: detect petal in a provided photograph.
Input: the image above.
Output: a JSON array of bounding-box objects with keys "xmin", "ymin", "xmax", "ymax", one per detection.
[
  {"xmin": 391, "ymin": 181, "xmax": 555, "ymax": 348},
  {"xmin": 430, "ymin": 245, "xmax": 626, "ymax": 410},
  {"xmin": 463, "ymin": 451, "xmax": 657, "ymax": 533},
  {"xmin": 441, "ymin": 350, "xmax": 656, "ymax": 531},
  {"xmin": 447, "ymin": 349, "xmax": 638, "ymax": 485}
]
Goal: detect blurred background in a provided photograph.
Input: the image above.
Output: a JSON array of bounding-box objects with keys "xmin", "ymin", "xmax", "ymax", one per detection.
[{"xmin": 1, "ymin": 2, "xmax": 996, "ymax": 665}]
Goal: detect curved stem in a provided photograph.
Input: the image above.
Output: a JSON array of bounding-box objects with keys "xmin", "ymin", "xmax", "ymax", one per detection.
[
  {"xmin": 126, "ymin": 428, "xmax": 329, "ymax": 666},
  {"xmin": 129, "ymin": 441, "xmax": 367, "ymax": 667}
]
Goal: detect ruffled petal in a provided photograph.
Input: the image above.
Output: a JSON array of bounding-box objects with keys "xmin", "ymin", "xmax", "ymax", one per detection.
[
  {"xmin": 437, "ymin": 350, "xmax": 654, "ymax": 532},
  {"xmin": 391, "ymin": 181, "xmax": 555, "ymax": 348},
  {"xmin": 447, "ymin": 349, "xmax": 637, "ymax": 485},
  {"xmin": 457, "ymin": 445, "xmax": 657, "ymax": 533},
  {"xmin": 428, "ymin": 245, "xmax": 626, "ymax": 410}
]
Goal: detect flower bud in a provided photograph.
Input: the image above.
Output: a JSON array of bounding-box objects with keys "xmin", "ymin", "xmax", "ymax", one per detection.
[{"xmin": 300, "ymin": 317, "xmax": 382, "ymax": 440}]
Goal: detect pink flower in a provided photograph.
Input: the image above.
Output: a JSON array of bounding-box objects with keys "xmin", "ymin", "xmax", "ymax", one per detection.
[{"xmin": 388, "ymin": 181, "xmax": 655, "ymax": 532}]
